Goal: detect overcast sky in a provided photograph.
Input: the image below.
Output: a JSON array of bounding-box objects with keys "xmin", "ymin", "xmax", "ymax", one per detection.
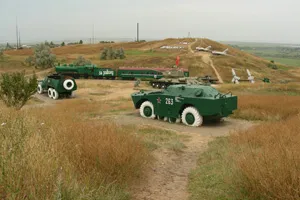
[{"xmin": 1, "ymin": 0, "xmax": 300, "ymax": 44}]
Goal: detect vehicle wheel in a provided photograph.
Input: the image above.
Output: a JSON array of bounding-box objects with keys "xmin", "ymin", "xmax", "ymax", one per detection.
[
  {"xmin": 158, "ymin": 116, "xmax": 165, "ymax": 120},
  {"xmin": 52, "ymin": 89, "xmax": 59, "ymax": 100},
  {"xmin": 37, "ymin": 84, "xmax": 43, "ymax": 94},
  {"xmin": 140, "ymin": 101, "xmax": 156, "ymax": 119},
  {"xmin": 156, "ymin": 84, "xmax": 160, "ymax": 88},
  {"xmin": 163, "ymin": 117, "xmax": 168, "ymax": 121},
  {"xmin": 168, "ymin": 117, "xmax": 177, "ymax": 123},
  {"xmin": 66, "ymin": 92, "xmax": 73, "ymax": 98},
  {"xmin": 181, "ymin": 107, "xmax": 203, "ymax": 127},
  {"xmin": 48, "ymin": 88, "xmax": 53, "ymax": 98},
  {"xmin": 63, "ymin": 79, "xmax": 75, "ymax": 90},
  {"xmin": 161, "ymin": 84, "xmax": 166, "ymax": 89}
]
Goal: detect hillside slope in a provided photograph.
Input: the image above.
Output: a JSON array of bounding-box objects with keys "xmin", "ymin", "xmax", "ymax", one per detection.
[{"xmin": 3, "ymin": 38, "xmax": 300, "ymax": 82}]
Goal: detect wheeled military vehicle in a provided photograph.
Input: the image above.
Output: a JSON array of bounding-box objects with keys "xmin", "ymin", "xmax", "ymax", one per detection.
[
  {"xmin": 131, "ymin": 84, "xmax": 237, "ymax": 127},
  {"xmin": 37, "ymin": 74, "xmax": 77, "ymax": 100}
]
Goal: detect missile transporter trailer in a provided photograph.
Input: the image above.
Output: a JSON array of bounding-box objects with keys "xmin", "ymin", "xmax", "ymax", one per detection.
[
  {"xmin": 37, "ymin": 74, "xmax": 77, "ymax": 100},
  {"xmin": 131, "ymin": 84, "xmax": 237, "ymax": 127}
]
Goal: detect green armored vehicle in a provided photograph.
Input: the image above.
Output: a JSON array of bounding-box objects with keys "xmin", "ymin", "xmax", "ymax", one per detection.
[
  {"xmin": 149, "ymin": 69, "xmax": 202, "ymax": 89},
  {"xmin": 37, "ymin": 74, "xmax": 77, "ymax": 100},
  {"xmin": 149, "ymin": 69, "xmax": 218, "ymax": 89},
  {"xmin": 131, "ymin": 84, "xmax": 237, "ymax": 126}
]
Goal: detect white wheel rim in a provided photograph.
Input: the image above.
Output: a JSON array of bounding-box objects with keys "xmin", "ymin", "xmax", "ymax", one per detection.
[
  {"xmin": 48, "ymin": 88, "xmax": 53, "ymax": 98},
  {"xmin": 63, "ymin": 79, "xmax": 74, "ymax": 90},
  {"xmin": 37, "ymin": 85, "xmax": 43, "ymax": 94},
  {"xmin": 52, "ymin": 89, "xmax": 59, "ymax": 100},
  {"xmin": 140, "ymin": 101, "xmax": 156, "ymax": 119},
  {"xmin": 181, "ymin": 107, "xmax": 203, "ymax": 127}
]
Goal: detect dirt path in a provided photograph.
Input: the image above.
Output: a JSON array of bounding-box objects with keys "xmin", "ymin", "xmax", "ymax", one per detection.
[
  {"xmin": 188, "ymin": 38, "xmax": 198, "ymax": 54},
  {"xmin": 201, "ymin": 53, "xmax": 224, "ymax": 83},
  {"xmin": 113, "ymin": 113, "xmax": 253, "ymax": 200}
]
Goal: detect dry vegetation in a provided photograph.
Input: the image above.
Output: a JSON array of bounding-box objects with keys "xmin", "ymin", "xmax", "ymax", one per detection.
[
  {"xmin": 230, "ymin": 115, "xmax": 300, "ymax": 200},
  {"xmin": 0, "ymin": 100, "xmax": 150, "ymax": 199},
  {"xmin": 3, "ymin": 38, "xmax": 300, "ymax": 82},
  {"xmin": 190, "ymin": 86, "xmax": 300, "ymax": 200}
]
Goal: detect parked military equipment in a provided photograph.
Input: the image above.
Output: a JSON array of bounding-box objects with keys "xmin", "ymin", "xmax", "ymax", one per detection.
[
  {"xmin": 55, "ymin": 64, "xmax": 189, "ymax": 80},
  {"xmin": 37, "ymin": 74, "xmax": 77, "ymax": 100},
  {"xmin": 131, "ymin": 84, "xmax": 237, "ymax": 127},
  {"xmin": 232, "ymin": 68, "xmax": 255, "ymax": 84},
  {"xmin": 149, "ymin": 68, "xmax": 218, "ymax": 88},
  {"xmin": 56, "ymin": 64, "xmax": 116, "ymax": 79}
]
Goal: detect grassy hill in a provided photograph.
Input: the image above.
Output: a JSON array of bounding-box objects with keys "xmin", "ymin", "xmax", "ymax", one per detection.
[{"xmin": 2, "ymin": 38, "xmax": 300, "ymax": 82}]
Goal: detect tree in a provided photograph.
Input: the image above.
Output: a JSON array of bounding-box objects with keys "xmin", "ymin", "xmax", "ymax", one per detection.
[
  {"xmin": 79, "ymin": 40, "xmax": 83, "ymax": 44},
  {"xmin": 49, "ymin": 41, "xmax": 55, "ymax": 48},
  {"xmin": 106, "ymin": 47, "xmax": 113, "ymax": 60},
  {"xmin": 61, "ymin": 42, "xmax": 65, "ymax": 46},
  {"xmin": 34, "ymin": 43, "xmax": 56, "ymax": 69},
  {"xmin": 73, "ymin": 56, "xmax": 91, "ymax": 66},
  {"xmin": 100, "ymin": 48, "xmax": 108, "ymax": 60},
  {"xmin": 119, "ymin": 48, "xmax": 126, "ymax": 59},
  {"xmin": 0, "ymin": 71, "xmax": 37, "ymax": 110},
  {"xmin": 5, "ymin": 43, "xmax": 13, "ymax": 50}
]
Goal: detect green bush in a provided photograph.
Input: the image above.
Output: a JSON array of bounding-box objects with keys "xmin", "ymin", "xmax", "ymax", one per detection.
[
  {"xmin": 25, "ymin": 56, "xmax": 35, "ymax": 66},
  {"xmin": 73, "ymin": 56, "xmax": 91, "ymax": 66},
  {"xmin": 34, "ymin": 43, "xmax": 56, "ymax": 68},
  {"xmin": 0, "ymin": 71, "xmax": 37, "ymax": 110},
  {"xmin": 268, "ymin": 60, "xmax": 278, "ymax": 69},
  {"xmin": 100, "ymin": 48, "xmax": 126, "ymax": 60}
]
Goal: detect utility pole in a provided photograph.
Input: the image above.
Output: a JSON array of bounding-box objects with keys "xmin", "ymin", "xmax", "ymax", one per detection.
[
  {"xmin": 19, "ymin": 30, "xmax": 21, "ymax": 47},
  {"xmin": 92, "ymin": 23, "xmax": 95, "ymax": 44},
  {"xmin": 16, "ymin": 17, "xmax": 19, "ymax": 49},
  {"xmin": 137, "ymin": 23, "xmax": 139, "ymax": 42}
]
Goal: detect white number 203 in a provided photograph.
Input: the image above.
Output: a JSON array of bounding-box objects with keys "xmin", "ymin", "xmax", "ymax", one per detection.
[{"xmin": 165, "ymin": 98, "xmax": 173, "ymax": 105}]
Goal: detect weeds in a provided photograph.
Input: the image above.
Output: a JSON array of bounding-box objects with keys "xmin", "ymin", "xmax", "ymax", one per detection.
[{"xmin": 0, "ymin": 101, "xmax": 149, "ymax": 199}]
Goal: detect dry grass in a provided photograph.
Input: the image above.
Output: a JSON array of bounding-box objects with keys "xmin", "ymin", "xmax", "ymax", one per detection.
[
  {"xmin": 189, "ymin": 90, "xmax": 300, "ymax": 200},
  {"xmin": 0, "ymin": 100, "xmax": 150, "ymax": 199},
  {"xmin": 232, "ymin": 95, "xmax": 300, "ymax": 121},
  {"xmin": 230, "ymin": 115, "xmax": 300, "ymax": 200}
]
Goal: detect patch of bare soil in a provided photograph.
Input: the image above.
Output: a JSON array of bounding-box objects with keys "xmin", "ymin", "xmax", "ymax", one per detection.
[
  {"xmin": 200, "ymin": 53, "xmax": 224, "ymax": 83},
  {"xmin": 112, "ymin": 113, "xmax": 254, "ymax": 200}
]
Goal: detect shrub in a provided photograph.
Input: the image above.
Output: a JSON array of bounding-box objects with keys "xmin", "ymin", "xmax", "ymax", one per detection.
[
  {"xmin": 61, "ymin": 42, "xmax": 65, "ymax": 46},
  {"xmin": 268, "ymin": 60, "xmax": 278, "ymax": 69},
  {"xmin": 25, "ymin": 56, "xmax": 35, "ymax": 66},
  {"xmin": 100, "ymin": 48, "xmax": 126, "ymax": 60},
  {"xmin": 79, "ymin": 40, "xmax": 83, "ymax": 44},
  {"xmin": 0, "ymin": 71, "xmax": 37, "ymax": 110},
  {"xmin": 119, "ymin": 48, "xmax": 126, "ymax": 59},
  {"xmin": 73, "ymin": 56, "xmax": 91, "ymax": 66},
  {"xmin": 34, "ymin": 43, "xmax": 56, "ymax": 68}
]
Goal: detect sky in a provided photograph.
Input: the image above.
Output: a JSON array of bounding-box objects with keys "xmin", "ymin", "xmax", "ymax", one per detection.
[{"xmin": 1, "ymin": 0, "xmax": 300, "ymax": 44}]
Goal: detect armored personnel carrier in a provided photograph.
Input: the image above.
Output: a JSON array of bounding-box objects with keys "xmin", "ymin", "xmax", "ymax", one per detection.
[
  {"xmin": 131, "ymin": 84, "xmax": 237, "ymax": 127},
  {"xmin": 37, "ymin": 74, "xmax": 77, "ymax": 100}
]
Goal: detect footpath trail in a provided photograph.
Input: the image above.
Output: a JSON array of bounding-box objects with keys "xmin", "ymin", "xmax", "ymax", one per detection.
[
  {"xmin": 201, "ymin": 53, "xmax": 224, "ymax": 83},
  {"xmin": 114, "ymin": 113, "xmax": 253, "ymax": 200}
]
